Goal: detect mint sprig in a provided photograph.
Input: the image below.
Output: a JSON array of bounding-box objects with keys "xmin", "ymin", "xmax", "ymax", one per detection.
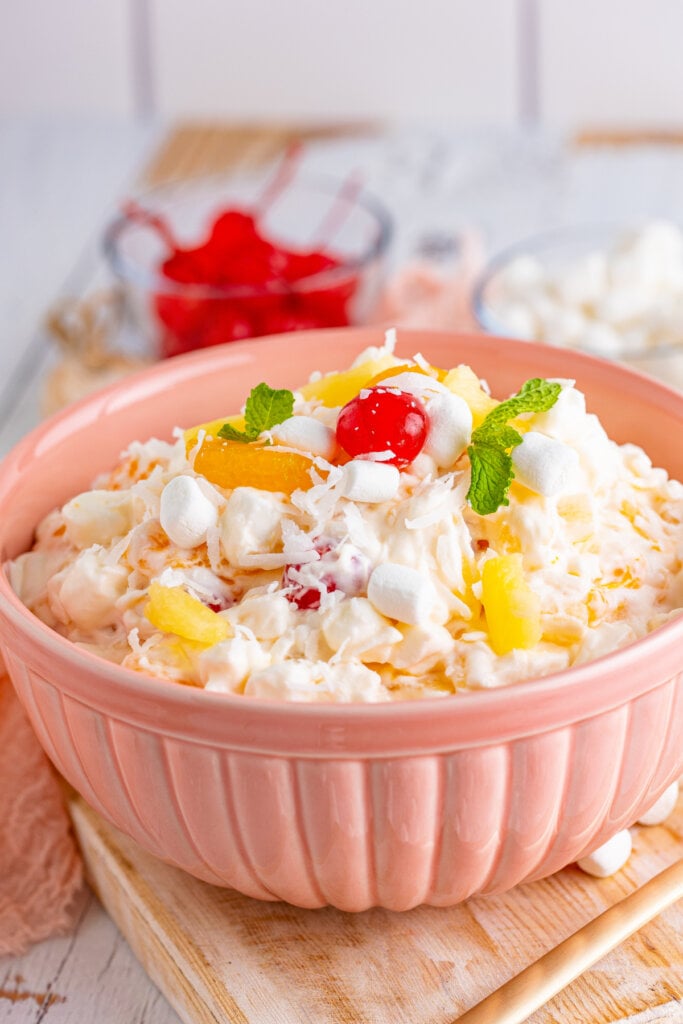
[
  {"xmin": 218, "ymin": 382, "xmax": 295, "ymax": 444},
  {"xmin": 466, "ymin": 378, "xmax": 562, "ymax": 515}
]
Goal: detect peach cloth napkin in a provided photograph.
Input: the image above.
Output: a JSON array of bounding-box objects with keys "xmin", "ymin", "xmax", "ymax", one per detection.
[
  {"xmin": 0, "ymin": 672, "xmax": 82, "ymax": 955},
  {"xmin": 0, "ymin": 231, "xmax": 482, "ymax": 956}
]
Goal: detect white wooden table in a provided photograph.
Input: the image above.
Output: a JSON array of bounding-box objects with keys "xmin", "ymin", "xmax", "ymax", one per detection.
[{"xmin": 2, "ymin": 120, "xmax": 683, "ymax": 1024}]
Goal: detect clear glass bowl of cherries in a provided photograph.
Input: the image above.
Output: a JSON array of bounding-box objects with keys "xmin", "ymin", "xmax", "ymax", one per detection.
[{"xmin": 104, "ymin": 154, "xmax": 393, "ymax": 358}]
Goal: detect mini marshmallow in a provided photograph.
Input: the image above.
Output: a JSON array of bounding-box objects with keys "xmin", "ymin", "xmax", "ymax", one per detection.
[
  {"xmin": 200, "ymin": 636, "xmax": 270, "ymax": 693},
  {"xmin": 492, "ymin": 222, "xmax": 683, "ymax": 358},
  {"xmin": 225, "ymin": 592, "xmax": 294, "ymax": 640},
  {"xmin": 341, "ymin": 460, "xmax": 400, "ymax": 503},
  {"xmin": 270, "ymin": 415, "xmax": 337, "ymax": 461},
  {"xmin": 576, "ymin": 829, "xmax": 632, "ymax": 878},
  {"xmin": 321, "ymin": 597, "xmax": 402, "ymax": 658},
  {"xmin": 538, "ymin": 305, "xmax": 587, "ymax": 348},
  {"xmin": 555, "ymin": 252, "xmax": 607, "ymax": 307},
  {"xmin": 367, "ymin": 562, "xmax": 437, "ymax": 625},
  {"xmin": 378, "ymin": 371, "xmax": 449, "ymax": 402},
  {"xmin": 597, "ymin": 287, "xmax": 649, "ymax": 326},
  {"xmin": 48, "ymin": 551, "xmax": 128, "ymax": 631},
  {"xmin": 581, "ymin": 322, "xmax": 624, "ymax": 358},
  {"xmin": 423, "ymin": 392, "xmax": 472, "ymax": 468},
  {"xmin": 498, "ymin": 254, "xmax": 544, "ymax": 292},
  {"xmin": 220, "ymin": 487, "xmax": 283, "ymax": 567},
  {"xmin": 63, "ymin": 490, "xmax": 133, "ymax": 548},
  {"xmin": 512, "ymin": 431, "xmax": 579, "ymax": 497},
  {"xmin": 637, "ymin": 781, "xmax": 679, "ymax": 826},
  {"xmin": 495, "ymin": 302, "xmax": 536, "ymax": 340},
  {"xmin": 160, "ymin": 475, "xmax": 218, "ymax": 548}
]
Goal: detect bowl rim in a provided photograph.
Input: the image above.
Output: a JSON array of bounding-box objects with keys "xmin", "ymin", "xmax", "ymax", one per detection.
[
  {"xmin": 102, "ymin": 171, "xmax": 394, "ymax": 300},
  {"xmin": 2, "ymin": 327, "xmax": 683, "ymax": 752},
  {"xmin": 471, "ymin": 221, "xmax": 683, "ymax": 359}
]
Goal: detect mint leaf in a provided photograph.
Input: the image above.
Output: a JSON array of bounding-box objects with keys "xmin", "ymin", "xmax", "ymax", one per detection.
[
  {"xmin": 467, "ymin": 377, "xmax": 561, "ymax": 515},
  {"xmin": 486, "ymin": 424, "xmax": 524, "ymax": 452},
  {"xmin": 475, "ymin": 378, "xmax": 561, "ymax": 442},
  {"xmin": 469, "ymin": 443, "xmax": 515, "ymax": 515},
  {"xmin": 245, "ymin": 383, "xmax": 294, "ymax": 435},
  {"xmin": 217, "ymin": 422, "xmax": 252, "ymax": 443},
  {"xmin": 217, "ymin": 382, "xmax": 295, "ymax": 444}
]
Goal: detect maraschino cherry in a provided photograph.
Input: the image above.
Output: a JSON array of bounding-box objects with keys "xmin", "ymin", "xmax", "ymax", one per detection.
[{"xmin": 336, "ymin": 386, "xmax": 429, "ymax": 468}]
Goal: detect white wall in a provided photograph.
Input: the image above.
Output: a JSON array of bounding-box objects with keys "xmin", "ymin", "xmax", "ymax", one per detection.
[
  {"xmin": 150, "ymin": 0, "xmax": 518, "ymax": 124},
  {"xmin": 538, "ymin": 0, "xmax": 683, "ymax": 127},
  {"xmin": 1, "ymin": 0, "xmax": 682, "ymax": 127},
  {"xmin": 0, "ymin": 0, "xmax": 135, "ymax": 116}
]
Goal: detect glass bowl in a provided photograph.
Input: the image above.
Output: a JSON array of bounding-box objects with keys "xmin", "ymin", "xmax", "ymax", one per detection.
[
  {"xmin": 472, "ymin": 223, "xmax": 683, "ymax": 389},
  {"xmin": 104, "ymin": 173, "xmax": 392, "ymax": 358}
]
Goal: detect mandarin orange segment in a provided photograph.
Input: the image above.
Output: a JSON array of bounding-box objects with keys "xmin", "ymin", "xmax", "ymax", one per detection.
[
  {"xmin": 184, "ymin": 413, "xmax": 245, "ymax": 454},
  {"xmin": 145, "ymin": 582, "xmax": 230, "ymax": 645},
  {"xmin": 193, "ymin": 437, "xmax": 315, "ymax": 494},
  {"xmin": 298, "ymin": 355, "xmax": 401, "ymax": 407},
  {"xmin": 481, "ymin": 554, "xmax": 542, "ymax": 655}
]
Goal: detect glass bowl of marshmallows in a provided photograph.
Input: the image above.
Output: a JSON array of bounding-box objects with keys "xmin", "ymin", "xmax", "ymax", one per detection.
[{"xmin": 473, "ymin": 221, "xmax": 683, "ymax": 388}]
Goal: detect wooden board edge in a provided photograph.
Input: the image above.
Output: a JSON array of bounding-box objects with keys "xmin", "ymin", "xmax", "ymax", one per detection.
[
  {"xmin": 66, "ymin": 789, "xmax": 250, "ymax": 1024},
  {"xmin": 141, "ymin": 120, "xmax": 380, "ymax": 186}
]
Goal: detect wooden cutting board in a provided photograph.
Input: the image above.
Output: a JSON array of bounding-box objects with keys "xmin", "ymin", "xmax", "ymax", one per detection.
[
  {"xmin": 65, "ymin": 786, "xmax": 683, "ymax": 1024},
  {"xmin": 141, "ymin": 121, "xmax": 377, "ymax": 187}
]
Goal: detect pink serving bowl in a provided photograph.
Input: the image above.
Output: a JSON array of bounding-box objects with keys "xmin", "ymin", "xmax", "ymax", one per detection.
[{"xmin": 0, "ymin": 328, "xmax": 682, "ymax": 912}]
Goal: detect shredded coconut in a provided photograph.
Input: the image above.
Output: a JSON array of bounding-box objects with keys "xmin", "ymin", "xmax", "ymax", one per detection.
[{"xmin": 188, "ymin": 429, "xmax": 206, "ymax": 465}]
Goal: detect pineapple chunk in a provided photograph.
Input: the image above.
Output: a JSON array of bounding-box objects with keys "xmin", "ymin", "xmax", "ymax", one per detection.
[
  {"xmin": 298, "ymin": 355, "xmax": 401, "ymax": 407},
  {"xmin": 456, "ymin": 557, "xmax": 483, "ymax": 619},
  {"xmin": 145, "ymin": 582, "xmax": 230, "ymax": 646},
  {"xmin": 481, "ymin": 554, "xmax": 541, "ymax": 655},
  {"xmin": 366, "ymin": 361, "xmax": 448, "ymax": 386},
  {"xmin": 443, "ymin": 365, "xmax": 498, "ymax": 427}
]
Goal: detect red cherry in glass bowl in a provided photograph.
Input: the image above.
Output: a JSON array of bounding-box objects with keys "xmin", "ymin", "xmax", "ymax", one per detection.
[{"xmin": 103, "ymin": 170, "xmax": 392, "ymax": 359}]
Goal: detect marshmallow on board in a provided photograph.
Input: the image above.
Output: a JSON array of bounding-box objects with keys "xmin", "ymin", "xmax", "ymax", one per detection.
[
  {"xmin": 637, "ymin": 781, "xmax": 679, "ymax": 825},
  {"xmin": 341, "ymin": 460, "xmax": 400, "ymax": 503},
  {"xmin": 160, "ymin": 475, "xmax": 218, "ymax": 548},
  {"xmin": 367, "ymin": 562, "xmax": 437, "ymax": 625},
  {"xmin": 512, "ymin": 431, "xmax": 579, "ymax": 497},
  {"xmin": 576, "ymin": 829, "xmax": 632, "ymax": 878}
]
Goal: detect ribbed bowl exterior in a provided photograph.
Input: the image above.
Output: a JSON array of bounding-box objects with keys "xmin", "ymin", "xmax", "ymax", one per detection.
[
  {"xmin": 5, "ymin": 649, "xmax": 683, "ymax": 911},
  {"xmin": 1, "ymin": 329, "xmax": 683, "ymax": 910}
]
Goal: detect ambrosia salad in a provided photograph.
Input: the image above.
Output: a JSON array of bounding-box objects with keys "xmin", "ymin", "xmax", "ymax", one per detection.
[{"xmin": 11, "ymin": 330, "xmax": 683, "ymax": 701}]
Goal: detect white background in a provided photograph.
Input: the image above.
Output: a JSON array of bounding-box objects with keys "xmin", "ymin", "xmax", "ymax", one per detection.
[{"xmin": 2, "ymin": 0, "xmax": 683, "ymax": 127}]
